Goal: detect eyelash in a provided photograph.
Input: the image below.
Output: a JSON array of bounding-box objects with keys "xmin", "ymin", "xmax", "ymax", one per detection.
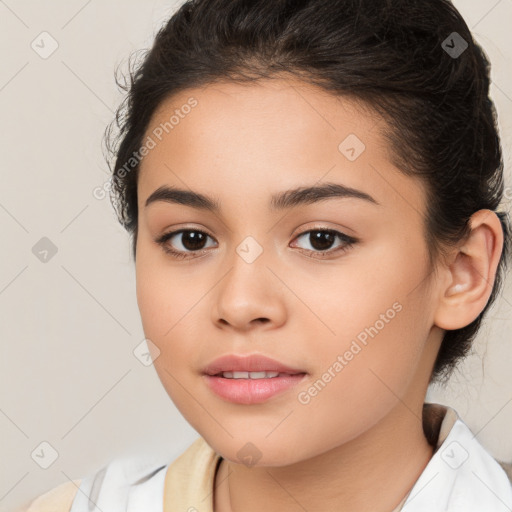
[{"xmin": 155, "ymin": 227, "xmax": 358, "ymax": 260}]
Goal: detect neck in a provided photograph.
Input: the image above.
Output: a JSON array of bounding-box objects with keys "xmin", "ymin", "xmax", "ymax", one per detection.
[{"xmin": 214, "ymin": 401, "xmax": 435, "ymax": 512}]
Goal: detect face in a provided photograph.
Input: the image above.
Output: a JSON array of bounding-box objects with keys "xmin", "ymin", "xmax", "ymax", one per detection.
[{"xmin": 135, "ymin": 78, "xmax": 442, "ymax": 466}]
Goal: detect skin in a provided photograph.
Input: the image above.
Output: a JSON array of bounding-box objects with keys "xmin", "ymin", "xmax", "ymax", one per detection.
[{"xmin": 134, "ymin": 77, "xmax": 503, "ymax": 512}]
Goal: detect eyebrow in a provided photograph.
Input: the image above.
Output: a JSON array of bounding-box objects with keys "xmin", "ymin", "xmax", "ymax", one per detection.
[{"xmin": 144, "ymin": 182, "xmax": 380, "ymax": 212}]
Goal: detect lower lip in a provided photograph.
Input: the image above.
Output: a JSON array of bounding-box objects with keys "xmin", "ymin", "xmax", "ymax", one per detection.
[{"xmin": 203, "ymin": 373, "xmax": 307, "ymax": 404}]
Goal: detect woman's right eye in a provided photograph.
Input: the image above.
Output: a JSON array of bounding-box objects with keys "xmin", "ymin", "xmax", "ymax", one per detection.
[{"xmin": 155, "ymin": 229, "xmax": 217, "ymax": 259}]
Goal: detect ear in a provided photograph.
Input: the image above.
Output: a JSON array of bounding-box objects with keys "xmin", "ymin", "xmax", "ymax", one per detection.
[{"xmin": 434, "ymin": 209, "xmax": 504, "ymax": 330}]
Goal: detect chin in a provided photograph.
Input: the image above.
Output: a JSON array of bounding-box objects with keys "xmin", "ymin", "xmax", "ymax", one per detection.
[{"xmin": 204, "ymin": 432, "xmax": 312, "ymax": 468}]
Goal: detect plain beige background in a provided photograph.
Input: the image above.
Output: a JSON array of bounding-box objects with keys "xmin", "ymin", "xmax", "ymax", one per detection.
[{"xmin": 0, "ymin": 1, "xmax": 511, "ymax": 510}]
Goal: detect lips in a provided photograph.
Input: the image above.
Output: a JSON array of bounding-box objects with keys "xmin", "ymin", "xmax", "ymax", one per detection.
[{"xmin": 202, "ymin": 353, "xmax": 306, "ymax": 376}]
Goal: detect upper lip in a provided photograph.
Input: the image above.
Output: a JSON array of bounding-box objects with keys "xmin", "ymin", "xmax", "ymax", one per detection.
[{"xmin": 203, "ymin": 354, "xmax": 306, "ymax": 376}]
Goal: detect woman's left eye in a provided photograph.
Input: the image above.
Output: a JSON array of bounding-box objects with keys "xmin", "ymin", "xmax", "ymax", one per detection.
[
  {"xmin": 155, "ymin": 227, "xmax": 357, "ymax": 259},
  {"xmin": 291, "ymin": 229, "xmax": 357, "ymax": 258}
]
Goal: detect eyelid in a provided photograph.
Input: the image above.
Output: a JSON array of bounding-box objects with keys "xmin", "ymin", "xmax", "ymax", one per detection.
[
  {"xmin": 154, "ymin": 227, "xmax": 217, "ymax": 254},
  {"xmin": 290, "ymin": 221, "xmax": 357, "ymax": 239},
  {"xmin": 293, "ymin": 227, "xmax": 357, "ymax": 244}
]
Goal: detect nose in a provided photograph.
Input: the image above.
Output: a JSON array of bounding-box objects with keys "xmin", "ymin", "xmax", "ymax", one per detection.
[{"xmin": 211, "ymin": 246, "xmax": 287, "ymax": 332}]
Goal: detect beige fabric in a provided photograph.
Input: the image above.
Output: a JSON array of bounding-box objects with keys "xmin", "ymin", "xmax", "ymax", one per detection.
[
  {"xmin": 18, "ymin": 403, "xmax": 512, "ymax": 512},
  {"xmin": 17, "ymin": 479, "xmax": 82, "ymax": 512}
]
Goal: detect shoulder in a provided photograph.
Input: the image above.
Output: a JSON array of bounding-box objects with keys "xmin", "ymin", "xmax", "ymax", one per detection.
[{"xmin": 15, "ymin": 479, "xmax": 81, "ymax": 512}]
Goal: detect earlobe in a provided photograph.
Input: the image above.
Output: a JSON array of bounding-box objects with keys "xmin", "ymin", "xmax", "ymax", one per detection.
[{"xmin": 434, "ymin": 209, "xmax": 503, "ymax": 330}]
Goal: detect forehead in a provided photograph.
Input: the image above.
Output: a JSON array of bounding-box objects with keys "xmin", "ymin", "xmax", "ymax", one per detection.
[
  {"xmin": 145, "ymin": 77, "xmax": 378, "ymax": 153},
  {"xmin": 137, "ymin": 77, "xmax": 425, "ymax": 216}
]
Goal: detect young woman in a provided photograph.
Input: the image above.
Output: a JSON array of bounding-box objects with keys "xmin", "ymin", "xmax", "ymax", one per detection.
[{"xmin": 21, "ymin": 0, "xmax": 512, "ymax": 510}]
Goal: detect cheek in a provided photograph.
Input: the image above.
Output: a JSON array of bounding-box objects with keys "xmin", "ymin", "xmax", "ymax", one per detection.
[
  {"xmin": 135, "ymin": 265, "xmax": 202, "ymax": 415},
  {"xmin": 135, "ymin": 251, "xmax": 191, "ymax": 369},
  {"xmin": 135, "ymin": 237, "xmax": 191, "ymax": 337},
  {"xmin": 291, "ymin": 294, "xmax": 429, "ymax": 457},
  {"xmin": 134, "ymin": 245, "xmax": 212, "ymax": 381},
  {"xmin": 297, "ymin": 243, "xmax": 431, "ymax": 404}
]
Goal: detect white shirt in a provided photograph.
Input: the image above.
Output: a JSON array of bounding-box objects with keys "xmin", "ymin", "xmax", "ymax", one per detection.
[{"xmin": 68, "ymin": 402, "xmax": 512, "ymax": 512}]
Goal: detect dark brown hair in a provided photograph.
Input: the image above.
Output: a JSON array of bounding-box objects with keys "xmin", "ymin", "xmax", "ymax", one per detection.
[{"xmin": 104, "ymin": 0, "xmax": 511, "ymax": 385}]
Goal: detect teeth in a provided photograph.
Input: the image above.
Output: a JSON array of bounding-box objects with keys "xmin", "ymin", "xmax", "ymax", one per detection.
[{"xmin": 221, "ymin": 371, "xmax": 281, "ymax": 379}]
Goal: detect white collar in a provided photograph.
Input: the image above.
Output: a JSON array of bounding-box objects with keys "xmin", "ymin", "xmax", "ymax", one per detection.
[{"xmin": 399, "ymin": 402, "xmax": 512, "ymax": 511}]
